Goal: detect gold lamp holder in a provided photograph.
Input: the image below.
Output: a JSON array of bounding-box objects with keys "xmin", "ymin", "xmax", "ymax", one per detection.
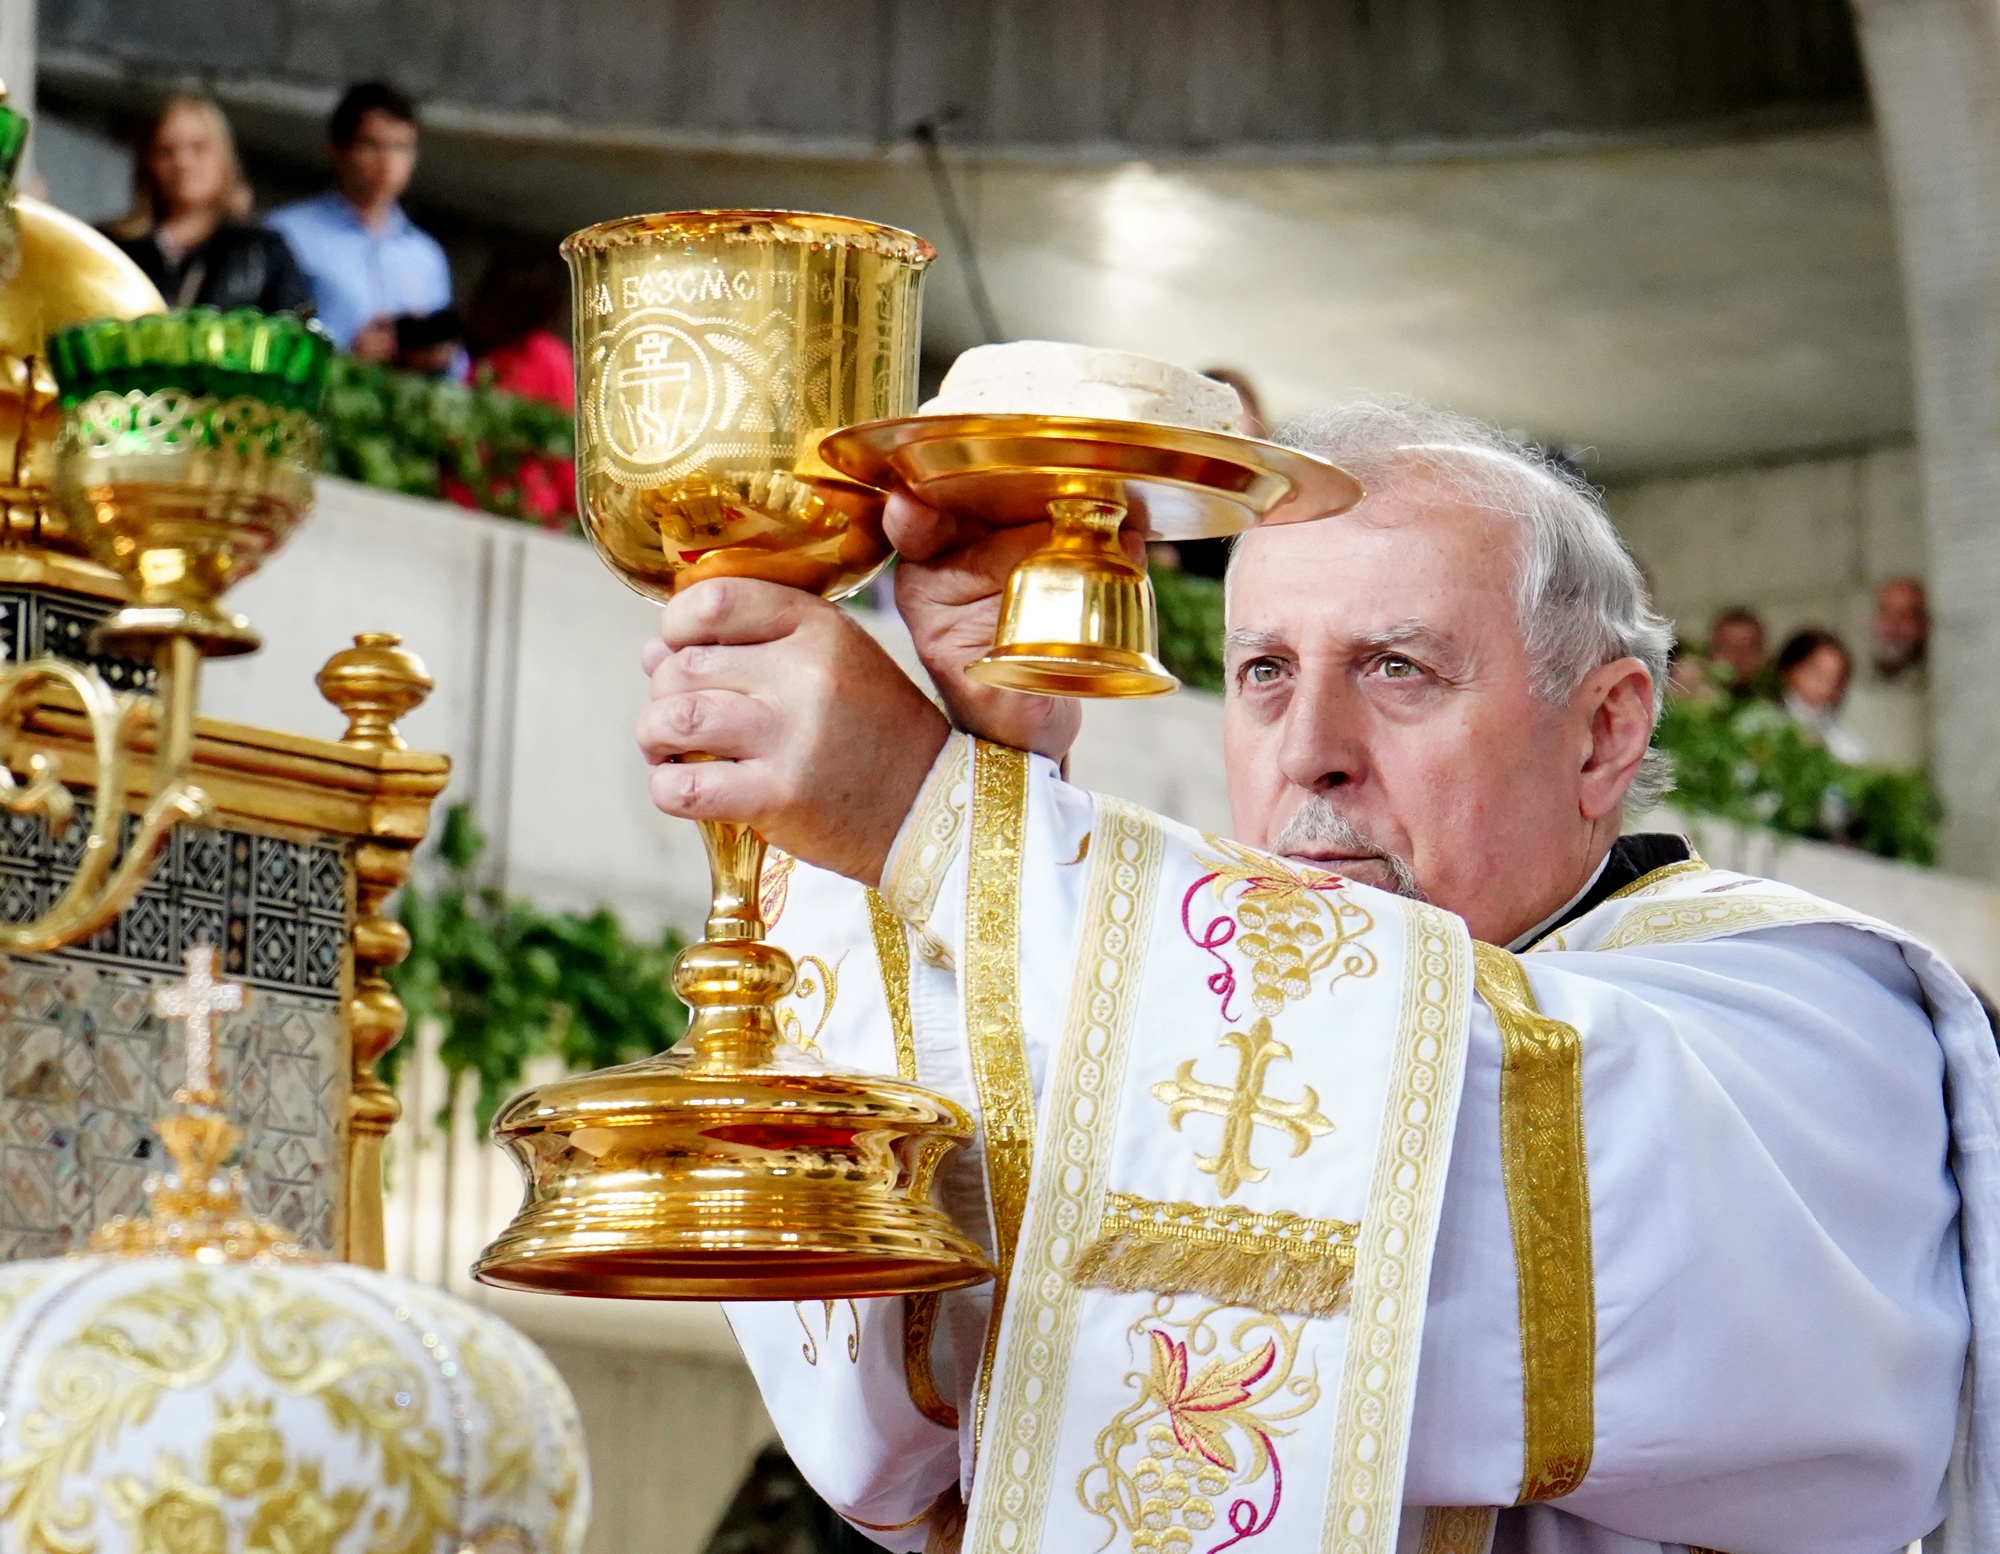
[
  {"xmin": 475, "ymin": 211, "xmax": 992, "ymax": 1301},
  {"xmin": 818, "ymin": 411, "xmax": 1366, "ymax": 698},
  {"xmin": 0, "ymin": 307, "xmax": 333, "ymax": 953}
]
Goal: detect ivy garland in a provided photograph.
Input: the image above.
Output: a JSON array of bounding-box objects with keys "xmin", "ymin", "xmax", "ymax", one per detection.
[{"xmin": 318, "ymin": 357, "xmax": 575, "ymax": 525}]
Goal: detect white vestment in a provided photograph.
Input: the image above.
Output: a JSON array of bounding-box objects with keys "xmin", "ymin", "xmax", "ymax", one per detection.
[{"xmin": 725, "ymin": 735, "xmax": 1996, "ymax": 1554}]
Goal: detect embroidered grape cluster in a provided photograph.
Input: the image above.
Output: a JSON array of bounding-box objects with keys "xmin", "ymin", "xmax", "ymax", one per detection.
[
  {"xmin": 1129, "ymin": 1425, "xmax": 1231, "ymax": 1552},
  {"xmin": 1235, "ymin": 897, "xmax": 1322, "ymax": 1015}
]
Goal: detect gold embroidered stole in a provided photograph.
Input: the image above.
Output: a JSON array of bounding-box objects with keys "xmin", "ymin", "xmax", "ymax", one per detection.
[
  {"xmin": 962, "ymin": 740, "xmax": 1036, "ymax": 1459},
  {"xmin": 1471, "ymin": 944, "xmax": 1595, "ymax": 1504},
  {"xmin": 961, "ymin": 801, "xmax": 1474, "ymax": 1554}
]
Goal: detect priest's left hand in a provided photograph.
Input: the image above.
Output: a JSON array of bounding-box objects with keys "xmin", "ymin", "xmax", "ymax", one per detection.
[{"xmin": 636, "ymin": 577, "xmax": 950, "ymax": 887}]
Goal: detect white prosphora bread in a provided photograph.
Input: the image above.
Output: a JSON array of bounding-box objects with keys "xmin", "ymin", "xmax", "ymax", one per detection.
[{"xmin": 919, "ymin": 340, "xmax": 1243, "ymax": 432}]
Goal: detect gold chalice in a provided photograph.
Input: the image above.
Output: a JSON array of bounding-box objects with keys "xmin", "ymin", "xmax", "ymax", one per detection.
[
  {"xmin": 476, "ymin": 212, "xmax": 992, "ymax": 1300},
  {"xmin": 820, "ymin": 414, "xmax": 1365, "ymax": 697}
]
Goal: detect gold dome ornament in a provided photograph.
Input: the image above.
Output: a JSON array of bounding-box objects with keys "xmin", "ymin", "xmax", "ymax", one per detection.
[
  {"xmin": 0, "ymin": 195, "xmax": 166, "ymax": 571},
  {"xmin": 0, "ymin": 948, "xmax": 591, "ymax": 1554}
]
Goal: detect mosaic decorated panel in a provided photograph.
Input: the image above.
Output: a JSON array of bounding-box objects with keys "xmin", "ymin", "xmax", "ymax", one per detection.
[
  {"xmin": 0, "ymin": 808, "xmax": 351, "ymax": 1256},
  {"xmin": 0, "ymin": 584, "xmax": 154, "ymax": 691}
]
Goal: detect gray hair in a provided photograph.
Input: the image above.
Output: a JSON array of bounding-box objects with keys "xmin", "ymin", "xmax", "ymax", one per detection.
[{"xmin": 1233, "ymin": 396, "xmax": 1676, "ymax": 812}]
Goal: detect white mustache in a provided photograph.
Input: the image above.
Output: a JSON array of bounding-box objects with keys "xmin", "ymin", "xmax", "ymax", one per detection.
[{"xmin": 1269, "ymin": 797, "xmax": 1425, "ymax": 900}]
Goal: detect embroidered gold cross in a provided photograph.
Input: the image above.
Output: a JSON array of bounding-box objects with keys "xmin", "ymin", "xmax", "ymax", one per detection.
[{"xmin": 1151, "ymin": 1019, "xmax": 1333, "ymax": 1197}]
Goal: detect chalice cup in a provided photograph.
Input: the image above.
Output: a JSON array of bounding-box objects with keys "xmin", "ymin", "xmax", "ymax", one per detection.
[{"xmin": 475, "ymin": 212, "xmax": 993, "ymax": 1300}]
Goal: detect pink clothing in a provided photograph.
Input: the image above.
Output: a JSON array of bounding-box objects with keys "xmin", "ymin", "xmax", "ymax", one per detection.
[
  {"xmin": 456, "ymin": 329, "xmax": 578, "ymax": 527},
  {"xmin": 481, "ymin": 329, "xmax": 576, "ymax": 412}
]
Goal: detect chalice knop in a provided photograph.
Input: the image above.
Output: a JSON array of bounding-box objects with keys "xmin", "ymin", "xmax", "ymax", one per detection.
[{"xmin": 476, "ymin": 212, "xmax": 992, "ymax": 1299}]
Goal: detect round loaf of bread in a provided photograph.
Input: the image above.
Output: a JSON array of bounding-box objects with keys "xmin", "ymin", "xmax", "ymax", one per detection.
[{"xmin": 920, "ymin": 340, "xmax": 1242, "ymax": 432}]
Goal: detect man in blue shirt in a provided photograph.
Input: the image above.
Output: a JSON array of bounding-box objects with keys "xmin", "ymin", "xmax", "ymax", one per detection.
[{"xmin": 268, "ymin": 82, "xmax": 453, "ymax": 362}]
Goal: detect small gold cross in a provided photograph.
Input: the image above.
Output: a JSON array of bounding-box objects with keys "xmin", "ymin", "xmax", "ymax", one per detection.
[
  {"xmin": 1151, "ymin": 1018, "xmax": 1333, "ymax": 1198},
  {"xmin": 153, "ymin": 945, "xmax": 246, "ymax": 1108}
]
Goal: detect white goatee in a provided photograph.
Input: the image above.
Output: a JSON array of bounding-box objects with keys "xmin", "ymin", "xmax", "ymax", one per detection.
[{"xmin": 1269, "ymin": 796, "xmax": 1426, "ymax": 901}]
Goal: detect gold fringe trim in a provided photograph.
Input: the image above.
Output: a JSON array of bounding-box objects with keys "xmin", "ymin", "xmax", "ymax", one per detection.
[{"xmin": 1071, "ymin": 1193, "xmax": 1359, "ymax": 1319}]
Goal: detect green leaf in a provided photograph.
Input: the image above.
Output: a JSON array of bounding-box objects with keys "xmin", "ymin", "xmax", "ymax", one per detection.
[
  {"xmin": 1652, "ymin": 685, "xmax": 1940, "ymax": 864},
  {"xmin": 383, "ymin": 803, "xmax": 690, "ymax": 1133}
]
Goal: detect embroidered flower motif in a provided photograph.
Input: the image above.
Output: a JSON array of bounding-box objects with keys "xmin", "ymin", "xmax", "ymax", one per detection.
[
  {"xmin": 206, "ymin": 1395, "xmax": 286, "ymax": 1497},
  {"xmin": 1080, "ymin": 1304, "xmax": 1318, "ymax": 1554},
  {"xmin": 107, "ymin": 1457, "xmax": 227, "ymax": 1554},
  {"xmin": 245, "ymin": 1462, "xmax": 366, "ymax": 1554}
]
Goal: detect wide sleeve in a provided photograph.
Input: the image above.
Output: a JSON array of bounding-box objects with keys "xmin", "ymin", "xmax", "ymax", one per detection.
[
  {"xmin": 717, "ymin": 855, "xmax": 963, "ymax": 1549},
  {"xmin": 1406, "ymin": 923, "xmax": 1967, "ymax": 1553}
]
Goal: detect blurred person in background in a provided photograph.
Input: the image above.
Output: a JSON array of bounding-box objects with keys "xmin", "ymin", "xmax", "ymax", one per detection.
[
  {"xmin": 267, "ymin": 81, "xmax": 452, "ymax": 363},
  {"xmin": 1706, "ymin": 604, "xmax": 1770, "ymax": 698},
  {"xmin": 449, "ymin": 244, "xmax": 575, "ymax": 526},
  {"xmin": 1201, "ymin": 365, "xmax": 1266, "ymax": 438},
  {"xmin": 103, "ymin": 95, "xmax": 310, "ymax": 313},
  {"xmin": 1778, "ymin": 625, "xmax": 1868, "ymax": 763},
  {"xmin": 1844, "ymin": 576, "xmax": 1932, "ymax": 772}
]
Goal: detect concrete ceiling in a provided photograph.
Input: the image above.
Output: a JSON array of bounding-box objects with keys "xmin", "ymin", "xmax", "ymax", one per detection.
[
  {"xmin": 406, "ymin": 122, "xmax": 1916, "ymax": 477},
  {"xmin": 44, "ymin": 64, "xmax": 1912, "ymax": 480}
]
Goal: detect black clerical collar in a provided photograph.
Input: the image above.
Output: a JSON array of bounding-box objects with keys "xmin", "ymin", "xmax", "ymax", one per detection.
[{"xmin": 1514, "ymin": 832, "xmax": 1694, "ymax": 951}]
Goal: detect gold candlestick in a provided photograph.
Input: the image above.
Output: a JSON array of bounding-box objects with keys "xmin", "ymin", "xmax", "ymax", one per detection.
[{"xmin": 475, "ymin": 212, "xmax": 991, "ymax": 1300}]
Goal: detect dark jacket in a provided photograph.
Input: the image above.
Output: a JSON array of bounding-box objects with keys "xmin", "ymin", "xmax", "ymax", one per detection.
[{"xmin": 108, "ymin": 222, "xmax": 313, "ymax": 315}]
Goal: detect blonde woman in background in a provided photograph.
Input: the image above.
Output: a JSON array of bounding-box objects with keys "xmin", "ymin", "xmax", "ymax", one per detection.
[{"xmin": 103, "ymin": 94, "xmax": 310, "ymax": 314}]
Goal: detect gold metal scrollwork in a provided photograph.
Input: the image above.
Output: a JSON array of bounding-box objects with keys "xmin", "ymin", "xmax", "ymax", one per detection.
[{"xmin": 0, "ymin": 643, "xmax": 208, "ymax": 952}]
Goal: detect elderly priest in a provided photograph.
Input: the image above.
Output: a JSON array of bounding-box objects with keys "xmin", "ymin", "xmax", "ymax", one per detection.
[{"xmin": 635, "ymin": 399, "xmax": 1996, "ymax": 1554}]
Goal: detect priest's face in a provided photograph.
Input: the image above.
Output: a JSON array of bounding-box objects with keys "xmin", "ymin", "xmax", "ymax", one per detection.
[{"xmin": 1222, "ymin": 472, "xmax": 1654, "ymax": 945}]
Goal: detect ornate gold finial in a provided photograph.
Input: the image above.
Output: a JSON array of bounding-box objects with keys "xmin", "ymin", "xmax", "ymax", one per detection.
[
  {"xmin": 89, "ymin": 946, "xmax": 303, "ymax": 1261},
  {"xmin": 316, "ymin": 632, "xmax": 434, "ymax": 750}
]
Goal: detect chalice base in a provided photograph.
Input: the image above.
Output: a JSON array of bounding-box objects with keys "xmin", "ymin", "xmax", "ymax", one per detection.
[{"xmin": 476, "ymin": 1042, "xmax": 995, "ymax": 1300}]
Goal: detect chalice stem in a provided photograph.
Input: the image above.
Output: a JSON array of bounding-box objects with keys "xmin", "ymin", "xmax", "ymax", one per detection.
[
  {"xmin": 672, "ymin": 817, "xmax": 797, "ymax": 1071},
  {"xmin": 1047, "ymin": 495, "xmax": 1134, "ymax": 568}
]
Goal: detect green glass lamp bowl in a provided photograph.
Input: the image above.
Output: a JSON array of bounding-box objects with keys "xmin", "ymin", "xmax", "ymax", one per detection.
[
  {"xmin": 48, "ymin": 306, "xmax": 336, "ymax": 414},
  {"xmin": 0, "ymin": 101, "xmax": 29, "ymax": 199},
  {"xmin": 48, "ymin": 308, "xmax": 333, "ymax": 658}
]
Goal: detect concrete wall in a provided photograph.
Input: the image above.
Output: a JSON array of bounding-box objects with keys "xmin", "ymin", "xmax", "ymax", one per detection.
[
  {"xmin": 1604, "ymin": 439, "xmax": 1924, "ymax": 654},
  {"xmin": 38, "ymin": 0, "xmax": 1863, "ymax": 156}
]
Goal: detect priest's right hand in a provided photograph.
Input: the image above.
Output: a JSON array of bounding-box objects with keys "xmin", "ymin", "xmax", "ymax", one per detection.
[
  {"xmin": 636, "ymin": 576, "xmax": 950, "ymax": 888},
  {"xmin": 885, "ymin": 491, "xmax": 1108, "ymax": 762}
]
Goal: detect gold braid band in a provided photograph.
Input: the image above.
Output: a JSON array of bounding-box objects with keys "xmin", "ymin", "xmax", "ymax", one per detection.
[
  {"xmin": 963, "ymin": 740, "xmax": 1035, "ymax": 1461},
  {"xmin": 1472, "ymin": 941, "xmax": 1596, "ymax": 1503}
]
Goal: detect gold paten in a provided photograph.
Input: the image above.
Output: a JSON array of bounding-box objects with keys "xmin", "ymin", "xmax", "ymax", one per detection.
[
  {"xmin": 476, "ymin": 210, "xmax": 991, "ymax": 1301},
  {"xmin": 0, "ymin": 198, "xmax": 165, "ymax": 563},
  {"xmin": 819, "ymin": 411, "xmax": 1364, "ymax": 697}
]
